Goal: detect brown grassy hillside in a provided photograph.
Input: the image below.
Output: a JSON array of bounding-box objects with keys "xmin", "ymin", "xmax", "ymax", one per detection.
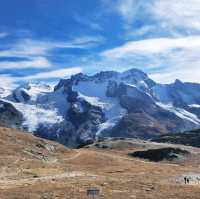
[{"xmin": 1, "ymin": 128, "xmax": 200, "ymax": 199}]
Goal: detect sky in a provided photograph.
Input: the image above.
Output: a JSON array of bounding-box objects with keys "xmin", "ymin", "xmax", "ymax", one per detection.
[{"xmin": 0, "ymin": 0, "xmax": 200, "ymax": 88}]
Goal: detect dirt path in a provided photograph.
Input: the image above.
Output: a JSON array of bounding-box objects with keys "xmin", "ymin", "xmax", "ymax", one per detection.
[
  {"xmin": 0, "ymin": 171, "xmax": 96, "ymax": 189},
  {"xmin": 62, "ymin": 150, "xmax": 83, "ymax": 161}
]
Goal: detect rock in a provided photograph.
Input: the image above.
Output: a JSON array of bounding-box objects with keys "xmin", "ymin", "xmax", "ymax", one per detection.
[
  {"xmin": 129, "ymin": 147, "xmax": 190, "ymax": 162},
  {"xmin": 0, "ymin": 100, "xmax": 23, "ymax": 129}
]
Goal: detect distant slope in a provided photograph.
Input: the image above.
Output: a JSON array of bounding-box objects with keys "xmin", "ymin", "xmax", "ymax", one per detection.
[{"xmin": 152, "ymin": 129, "xmax": 200, "ymax": 147}]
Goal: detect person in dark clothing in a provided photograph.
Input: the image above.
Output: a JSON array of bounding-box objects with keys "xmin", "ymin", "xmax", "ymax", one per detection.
[{"xmin": 184, "ymin": 177, "xmax": 187, "ymax": 184}]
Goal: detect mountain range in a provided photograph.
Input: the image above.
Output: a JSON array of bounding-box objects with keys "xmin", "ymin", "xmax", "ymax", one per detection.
[{"xmin": 1, "ymin": 68, "xmax": 200, "ymax": 147}]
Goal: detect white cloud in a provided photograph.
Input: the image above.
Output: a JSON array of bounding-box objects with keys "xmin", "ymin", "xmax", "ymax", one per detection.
[
  {"xmin": 0, "ymin": 37, "xmax": 103, "ymax": 58},
  {"xmin": 73, "ymin": 14, "xmax": 103, "ymax": 31},
  {"xmin": 0, "ymin": 57, "xmax": 51, "ymax": 69},
  {"xmin": 99, "ymin": 35, "xmax": 200, "ymax": 83},
  {"xmin": 0, "ymin": 75, "xmax": 18, "ymax": 89},
  {"xmin": 115, "ymin": 0, "xmax": 140, "ymax": 24},
  {"xmin": 102, "ymin": 36, "xmax": 200, "ymax": 58},
  {"xmin": 102, "ymin": 0, "xmax": 200, "ymax": 36},
  {"xmin": 150, "ymin": 65, "xmax": 200, "ymax": 84},
  {"xmin": 149, "ymin": 0, "xmax": 200, "ymax": 32},
  {"xmin": 0, "ymin": 32, "xmax": 9, "ymax": 38},
  {"xmin": 126, "ymin": 25, "xmax": 155, "ymax": 37},
  {"xmin": 70, "ymin": 35, "xmax": 105, "ymax": 47},
  {"xmin": 0, "ymin": 68, "xmax": 83, "ymax": 90},
  {"xmin": 24, "ymin": 67, "xmax": 82, "ymax": 80},
  {"xmin": 98, "ymin": 0, "xmax": 200, "ymax": 83},
  {"xmin": 0, "ymin": 35, "xmax": 104, "ymax": 70},
  {"xmin": 101, "ymin": 0, "xmax": 142, "ymax": 27}
]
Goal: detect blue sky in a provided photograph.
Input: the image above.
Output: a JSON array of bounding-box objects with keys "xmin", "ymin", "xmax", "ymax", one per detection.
[{"xmin": 1, "ymin": 0, "xmax": 200, "ymax": 88}]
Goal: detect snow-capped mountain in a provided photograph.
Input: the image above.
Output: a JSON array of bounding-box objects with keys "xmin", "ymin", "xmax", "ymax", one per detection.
[{"xmin": 1, "ymin": 68, "xmax": 200, "ymax": 147}]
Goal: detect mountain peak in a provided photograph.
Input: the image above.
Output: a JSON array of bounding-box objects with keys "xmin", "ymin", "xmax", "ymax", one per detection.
[
  {"xmin": 123, "ymin": 68, "xmax": 147, "ymax": 75},
  {"xmin": 121, "ymin": 68, "xmax": 148, "ymax": 80},
  {"xmin": 174, "ymin": 79, "xmax": 183, "ymax": 85}
]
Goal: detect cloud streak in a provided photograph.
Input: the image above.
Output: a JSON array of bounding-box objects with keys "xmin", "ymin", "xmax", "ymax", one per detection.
[
  {"xmin": 0, "ymin": 32, "xmax": 9, "ymax": 38},
  {"xmin": 149, "ymin": 0, "xmax": 200, "ymax": 32},
  {"xmin": 24, "ymin": 67, "xmax": 82, "ymax": 80},
  {"xmin": 0, "ymin": 35, "xmax": 104, "ymax": 71},
  {"xmin": 100, "ymin": 35, "xmax": 200, "ymax": 83},
  {"xmin": 0, "ymin": 75, "xmax": 18, "ymax": 90},
  {"xmin": 0, "ymin": 57, "xmax": 51, "ymax": 69},
  {"xmin": 0, "ymin": 36, "xmax": 104, "ymax": 58},
  {"xmin": 102, "ymin": 36, "xmax": 200, "ymax": 58}
]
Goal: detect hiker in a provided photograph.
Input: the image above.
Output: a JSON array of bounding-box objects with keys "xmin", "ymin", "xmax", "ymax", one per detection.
[{"xmin": 184, "ymin": 177, "xmax": 187, "ymax": 184}]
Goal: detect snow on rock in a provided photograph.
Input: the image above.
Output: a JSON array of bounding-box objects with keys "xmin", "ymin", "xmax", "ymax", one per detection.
[
  {"xmin": 73, "ymin": 81, "xmax": 126, "ymax": 120},
  {"xmin": 1, "ymin": 97, "xmax": 64, "ymax": 132},
  {"xmin": 1, "ymin": 68, "xmax": 200, "ymax": 145},
  {"xmin": 4, "ymin": 83, "xmax": 69, "ymax": 132},
  {"xmin": 14, "ymin": 103, "xmax": 64, "ymax": 132},
  {"xmin": 12, "ymin": 83, "xmax": 53, "ymax": 103},
  {"xmin": 78, "ymin": 93, "xmax": 107, "ymax": 109},
  {"xmin": 157, "ymin": 102, "xmax": 200, "ymax": 125},
  {"xmin": 73, "ymin": 80, "xmax": 127, "ymax": 135},
  {"xmin": 189, "ymin": 104, "xmax": 200, "ymax": 108},
  {"xmin": 96, "ymin": 117, "xmax": 124, "ymax": 136}
]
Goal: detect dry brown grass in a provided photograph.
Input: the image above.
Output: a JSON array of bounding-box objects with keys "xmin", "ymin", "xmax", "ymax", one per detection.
[{"xmin": 0, "ymin": 127, "xmax": 200, "ymax": 199}]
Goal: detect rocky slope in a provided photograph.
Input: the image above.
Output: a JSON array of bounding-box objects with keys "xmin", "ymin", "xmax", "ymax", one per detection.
[{"xmin": 1, "ymin": 68, "xmax": 200, "ymax": 147}]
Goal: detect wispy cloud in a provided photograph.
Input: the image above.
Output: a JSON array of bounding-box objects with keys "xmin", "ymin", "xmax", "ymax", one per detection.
[
  {"xmin": 0, "ymin": 57, "xmax": 51, "ymax": 69},
  {"xmin": 0, "ymin": 75, "xmax": 18, "ymax": 89},
  {"xmin": 0, "ymin": 32, "xmax": 9, "ymax": 38},
  {"xmin": 101, "ymin": 0, "xmax": 140, "ymax": 25},
  {"xmin": 99, "ymin": 35, "xmax": 200, "ymax": 83},
  {"xmin": 101, "ymin": 36, "xmax": 200, "ymax": 58},
  {"xmin": 24, "ymin": 67, "xmax": 82, "ymax": 80},
  {"xmin": 114, "ymin": 0, "xmax": 141, "ymax": 25},
  {"xmin": 70, "ymin": 35, "xmax": 105, "ymax": 47},
  {"xmin": 102, "ymin": 0, "xmax": 200, "ymax": 36},
  {"xmin": 0, "ymin": 35, "xmax": 104, "ymax": 71},
  {"xmin": 74, "ymin": 14, "xmax": 103, "ymax": 31},
  {"xmin": 150, "ymin": 65, "xmax": 200, "ymax": 84},
  {"xmin": 0, "ymin": 36, "xmax": 104, "ymax": 58},
  {"xmin": 0, "ymin": 67, "xmax": 83, "ymax": 89},
  {"xmin": 148, "ymin": 0, "xmax": 200, "ymax": 33}
]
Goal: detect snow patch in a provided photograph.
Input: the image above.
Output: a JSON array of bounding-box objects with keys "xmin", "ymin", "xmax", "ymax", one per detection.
[
  {"xmin": 3, "ymin": 83, "xmax": 68, "ymax": 132},
  {"xmin": 157, "ymin": 102, "xmax": 200, "ymax": 125},
  {"xmin": 15, "ymin": 103, "xmax": 63, "ymax": 132},
  {"xmin": 73, "ymin": 81, "xmax": 126, "ymax": 120},
  {"xmin": 189, "ymin": 104, "xmax": 200, "ymax": 108},
  {"xmin": 78, "ymin": 93, "xmax": 108, "ymax": 109},
  {"xmin": 96, "ymin": 117, "xmax": 122, "ymax": 136}
]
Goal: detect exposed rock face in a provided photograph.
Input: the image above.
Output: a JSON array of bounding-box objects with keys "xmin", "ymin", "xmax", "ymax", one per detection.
[
  {"xmin": 106, "ymin": 81, "xmax": 118, "ymax": 97},
  {"xmin": 1, "ymin": 68, "xmax": 200, "ymax": 147},
  {"xmin": 0, "ymin": 100, "xmax": 23, "ymax": 129}
]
